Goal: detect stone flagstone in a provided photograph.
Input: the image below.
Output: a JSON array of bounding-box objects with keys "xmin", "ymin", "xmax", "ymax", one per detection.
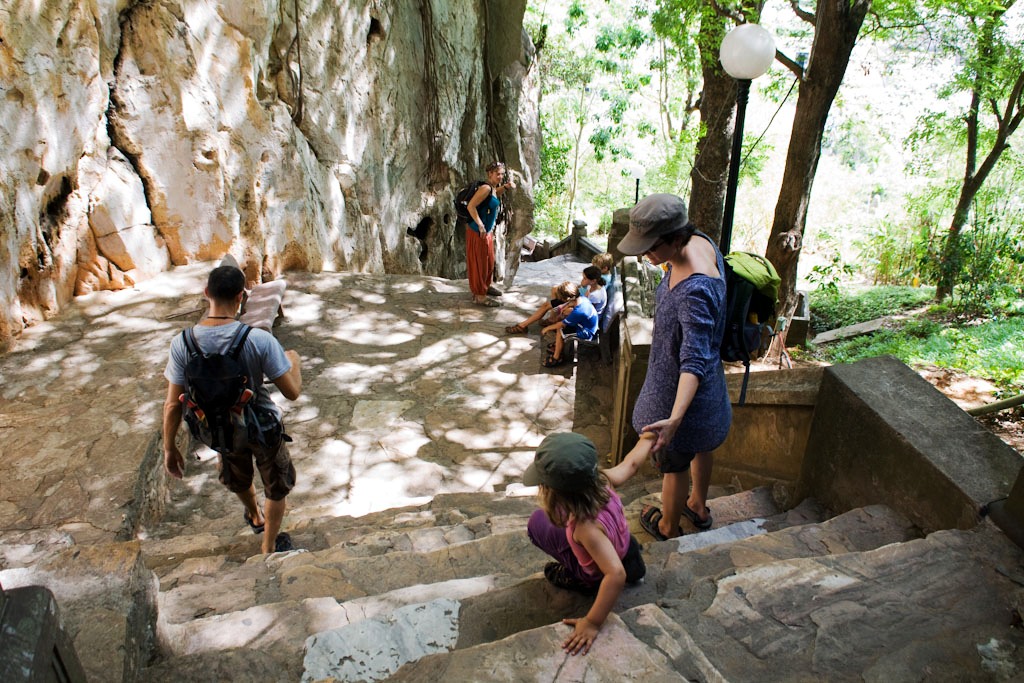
[
  {"xmin": 302, "ymin": 598, "xmax": 462, "ymax": 683},
  {"xmin": 386, "ymin": 611, "xmax": 689, "ymax": 682}
]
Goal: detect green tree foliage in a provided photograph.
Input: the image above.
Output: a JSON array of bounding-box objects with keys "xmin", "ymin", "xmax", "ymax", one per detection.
[
  {"xmin": 873, "ymin": 0, "xmax": 1024, "ymax": 309},
  {"xmin": 526, "ymin": 1, "xmax": 704, "ymax": 238},
  {"xmin": 907, "ymin": 0, "xmax": 1024, "ymax": 300}
]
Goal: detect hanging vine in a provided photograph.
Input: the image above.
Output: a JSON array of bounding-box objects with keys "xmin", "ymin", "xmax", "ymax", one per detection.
[
  {"xmin": 480, "ymin": 0, "xmax": 505, "ymax": 164},
  {"xmin": 284, "ymin": 0, "xmax": 304, "ymax": 125},
  {"xmin": 420, "ymin": 0, "xmax": 446, "ymax": 184}
]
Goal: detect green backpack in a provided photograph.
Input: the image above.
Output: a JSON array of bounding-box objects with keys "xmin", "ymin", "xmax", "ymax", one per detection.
[{"xmin": 721, "ymin": 252, "xmax": 781, "ymax": 404}]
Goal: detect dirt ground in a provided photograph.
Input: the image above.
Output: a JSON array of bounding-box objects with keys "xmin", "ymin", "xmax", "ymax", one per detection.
[
  {"xmin": 761, "ymin": 358, "xmax": 1024, "ymax": 455},
  {"xmin": 917, "ymin": 365, "xmax": 1024, "ymax": 456}
]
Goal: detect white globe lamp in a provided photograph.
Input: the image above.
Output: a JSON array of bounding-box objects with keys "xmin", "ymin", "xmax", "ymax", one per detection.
[
  {"xmin": 718, "ymin": 23, "xmax": 775, "ymax": 254},
  {"xmin": 720, "ymin": 24, "xmax": 776, "ymax": 80}
]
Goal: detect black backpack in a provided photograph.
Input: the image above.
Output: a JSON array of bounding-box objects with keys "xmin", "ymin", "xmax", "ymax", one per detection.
[
  {"xmin": 720, "ymin": 252, "xmax": 780, "ymax": 405},
  {"xmin": 453, "ymin": 181, "xmax": 487, "ymax": 223},
  {"xmin": 180, "ymin": 324, "xmax": 254, "ymax": 453}
]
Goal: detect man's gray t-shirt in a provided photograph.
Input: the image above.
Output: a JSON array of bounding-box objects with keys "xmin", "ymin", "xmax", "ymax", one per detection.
[{"xmin": 165, "ymin": 321, "xmax": 291, "ymax": 418}]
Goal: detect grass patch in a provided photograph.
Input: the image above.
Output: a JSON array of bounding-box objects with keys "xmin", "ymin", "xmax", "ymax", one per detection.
[
  {"xmin": 808, "ymin": 286, "xmax": 935, "ymax": 333},
  {"xmin": 810, "ymin": 314, "xmax": 1024, "ymax": 393}
]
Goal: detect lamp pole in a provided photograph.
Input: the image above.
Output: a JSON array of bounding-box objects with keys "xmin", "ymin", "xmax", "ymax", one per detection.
[
  {"xmin": 718, "ymin": 23, "xmax": 776, "ymax": 255},
  {"xmin": 625, "ymin": 161, "xmax": 645, "ymax": 205},
  {"xmin": 720, "ymin": 78, "xmax": 750, "ymax": 256}
]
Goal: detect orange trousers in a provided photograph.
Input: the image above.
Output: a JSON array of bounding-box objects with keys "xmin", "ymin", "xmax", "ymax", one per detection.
[{"xmin": 466, "ymin": 228, "xmax": 495, "ymax": 297}]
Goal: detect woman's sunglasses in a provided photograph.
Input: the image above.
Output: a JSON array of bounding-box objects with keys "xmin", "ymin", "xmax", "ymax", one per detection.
[{"xmin": 644, "ymin": 238, "xmax": 666, "ymax": 254}]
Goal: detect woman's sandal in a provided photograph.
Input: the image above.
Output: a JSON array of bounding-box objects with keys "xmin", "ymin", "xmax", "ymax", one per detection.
[
  {"xmin": 639, "ymin": 505, "xmax": 681, "ymax": 542},
  {"xmin": 542, "ymin": 352, "xmax": 566, "ymax": 368},
  {"xmin": 505, "ymin": 323, "xmax": 528, "ymax": 334}
]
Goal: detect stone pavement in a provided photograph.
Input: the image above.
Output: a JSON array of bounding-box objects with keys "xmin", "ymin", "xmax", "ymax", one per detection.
[{"xmin": 0, "ymin": 255, "xmax": 608, "ymax": 564}]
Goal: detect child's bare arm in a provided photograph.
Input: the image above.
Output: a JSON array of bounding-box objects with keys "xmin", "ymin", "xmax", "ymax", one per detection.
[
  {"xmin": 541, "ymin": 320, "xmax": 565, "ymax": 335},
  {"xmin": 561, "ymin": 522, "xmax": 625, "ymax": 656},
  {"xmin": 603, "ymin": 432, "xmax": 655, "ymax": 488}
]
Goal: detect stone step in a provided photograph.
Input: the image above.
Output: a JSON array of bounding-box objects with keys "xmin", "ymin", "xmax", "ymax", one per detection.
[
  {"xmin": 309, "ymin": 603, "xmax": 690, "ymax": 683},
  {"xmin": 288, "ymin": 503, "xmax": 912, "ymax": 681},
  {"xmin": 157, "ymin": 573, "xmax": 526, "ymax": 671},
  {"xmin": 144, "ymin": 498, "xmax": 925, "ymax": 680},
  {"xmin": 624, "ymin": 502, "xmax": 921, "ymax": 623},
  {"xmin": 148, "ymin": 483, "xmax": 764, "ymax": 667},
  {"xmin": 140, "ymin": 647, "xmax": 301, "ymax": 683},
  {"xmin": 141, "ymin": 489, "xmax": 541, "ymax": 570},
  {"xmin": 617, "ymin": 603, "xmax": 730, "ymax": 682},
  {"xmin": 393, "ymin": 502, "xmax": 912, "ymax": 657},
  {"xmin": 668, "ymin": 520, "xmax": 1024, "ymax": 681},
  {"xmin": 625, "ymin": 484, "xmax": 790, "ymax": 540},
  {"xmin": 156, "ymin": 522, "xmax": 544, "ymax": 629},
  {"xmin": 151, "ymin": 483, "xmax": 767, "ymax": 622}
]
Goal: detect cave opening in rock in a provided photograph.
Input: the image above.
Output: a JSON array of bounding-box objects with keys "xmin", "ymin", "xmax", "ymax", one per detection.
[
  {"xmin": 407, "ymin": 217, "xmax": 433, "ymax": 263},
  {"xmin": 367, "ymin": 17, "xmax": 383, "ymax": 44}
]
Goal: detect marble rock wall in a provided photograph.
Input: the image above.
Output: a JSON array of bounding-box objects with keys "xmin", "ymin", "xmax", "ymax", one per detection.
[{"xmin": 0, "ymin": 0, "xmax": 538, "ymax": 349}]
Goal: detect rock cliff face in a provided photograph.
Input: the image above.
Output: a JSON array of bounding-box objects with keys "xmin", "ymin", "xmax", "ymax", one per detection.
[{"xmin": 0, "ymin": 0, "xmax": 538, "ymax": 349}]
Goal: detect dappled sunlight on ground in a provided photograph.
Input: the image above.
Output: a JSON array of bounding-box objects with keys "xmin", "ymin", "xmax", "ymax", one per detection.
[{"xmin": 0, "ymin": 257, "xmax": 614, "ymax": 551}]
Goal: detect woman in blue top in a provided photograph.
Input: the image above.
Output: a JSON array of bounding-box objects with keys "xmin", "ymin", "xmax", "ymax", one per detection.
[
  {"xmin": 616, "ymin": 194, "xmax": 732, "ymax": 540},
  {"xmin": 465, "ymin": 161, "xmax": 515, "ymax": 307}
]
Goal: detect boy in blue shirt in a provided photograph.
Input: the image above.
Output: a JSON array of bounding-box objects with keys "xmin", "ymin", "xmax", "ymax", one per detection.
[{"xmin": 542, "ymin": 281, "xmax": 598, "ymax": 367}]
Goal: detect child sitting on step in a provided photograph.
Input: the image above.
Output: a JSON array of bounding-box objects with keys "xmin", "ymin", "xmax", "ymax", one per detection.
[{"xmin": 524, "ymin": 432, "xmax": 646, "ymax": 655}]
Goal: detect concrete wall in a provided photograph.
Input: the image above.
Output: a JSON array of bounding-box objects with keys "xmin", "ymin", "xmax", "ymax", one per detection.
[
  {"xmin": 797, "ymin": 356, "xmax": 1022, "ymax": 534},
  {"xmin": 717, "ymin": 367, "xmax": 821, "ymax": 502}
]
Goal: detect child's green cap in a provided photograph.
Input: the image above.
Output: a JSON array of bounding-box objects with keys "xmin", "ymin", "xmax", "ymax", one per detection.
[{"xmin": 522, "ymin": 433, "xmax": 598, "ymax": 492}]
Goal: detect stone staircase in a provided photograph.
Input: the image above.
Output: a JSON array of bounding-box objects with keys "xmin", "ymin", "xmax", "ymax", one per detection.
[
  {"xmin": 124, "ymin": 476, "xmax": 1024, "ymax": 682},
  {"xmin": 4, "ymin": 262, "xmax": 1022, "ymax": 681}
]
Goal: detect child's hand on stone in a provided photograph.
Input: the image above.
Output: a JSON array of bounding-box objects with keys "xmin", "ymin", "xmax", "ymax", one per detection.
[{"xmin": 561, "ymin": 616, "xmax": 599, "ymax": 655}]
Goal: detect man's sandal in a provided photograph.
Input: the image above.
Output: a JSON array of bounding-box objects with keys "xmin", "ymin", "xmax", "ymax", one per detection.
[
  {"xmin": 682, "ymin": 504, "xmax": 713, "ymax": 530},
  {"xmin": 273, "ymin": 532, "xmax": 294, "ymax": 552},
  {"xmin": 542, "ymin": 352, "xmax": 566, "ymax": 368},
  {"xmin": 640, "ymin": 505, "xmax": 680, "ymax": 542},
  {"xmin": 244, "ymin": 511, "xmax": 265, "ymax": 535},
  {"xmin": 505, "ymin": 324, "xmax": 528, "ymax": 334}
]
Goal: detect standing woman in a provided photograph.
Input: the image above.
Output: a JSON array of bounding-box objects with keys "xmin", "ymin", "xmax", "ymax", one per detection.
[
  {"xmin": 616, "ymin": 194, "xmax": 732, "ymax": 540},
  {"xmin": 466, "ymin": 161, "xmax": 515, "ymax": 306}
]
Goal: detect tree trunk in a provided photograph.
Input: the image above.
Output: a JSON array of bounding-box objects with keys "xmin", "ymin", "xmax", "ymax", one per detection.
[
  {"xmin": 689, "ymin": 17, "xmax": 732, "ymax": 246},
  {"xmin": 765, "ymin": 0, "xmax": 870, "ymax": 317},
  {"xmin": 934, "ymin": 9, "xmax": 1022, "ymax": 301},
  {"xmin": 934, "ymin": 187, "xmax": 977, "ymax": 301}
]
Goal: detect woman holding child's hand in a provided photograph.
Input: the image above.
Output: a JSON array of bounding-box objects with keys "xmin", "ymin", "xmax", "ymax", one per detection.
[{"xmin": 616, "ymin": 194, "xmax": 732, "ymax": 541}]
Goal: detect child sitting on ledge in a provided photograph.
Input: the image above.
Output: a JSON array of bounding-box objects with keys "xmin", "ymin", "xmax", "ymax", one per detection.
[{"xmin": 541, "ymin": 281, "xmax": 598, "ymax": 368}]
